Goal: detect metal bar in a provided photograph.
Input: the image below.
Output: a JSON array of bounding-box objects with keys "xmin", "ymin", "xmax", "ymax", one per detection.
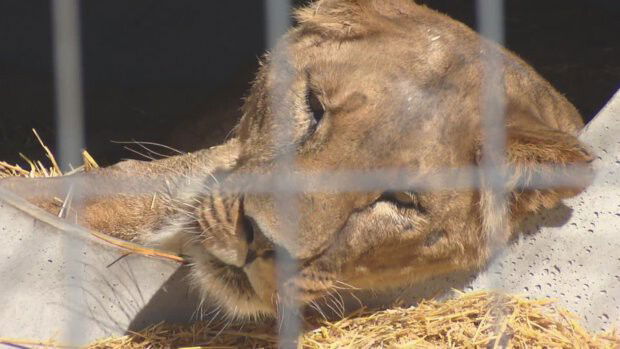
[
  {"xmin": 8, "ymin": 164, "xmax": 593, "ymax": 197},
  {"xmin": 51, "ymin": 0, "xmax": 86, "ymax": 344},
  {"xmin": 265, "ymin": 0, "xmax": 292, "ymax": 51},
  {"xmin": 52, "ymin": 0, "xmax": 85, "ymax": 171},
  {"xmin": 264, "ymin": 1, "xmax": 297, "ymax": 347},
  {"xmin": 476, "ymin": 0, "xmax": 508, "ymax": 343},
  {"xmin": 477, "ymin": 0, "xmax": 508, "ymax": 248}
]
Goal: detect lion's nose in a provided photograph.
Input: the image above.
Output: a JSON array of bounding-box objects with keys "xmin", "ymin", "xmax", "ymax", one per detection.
[
  {"xmin": 199, "ymin": 197, "xmax": 254, "ymax": 268},
  {"xmin": 205, "ymin": 232, "xmax": 249, "ymax": 268},
  {"xmin": 241, "ymin": 214, "xmax": 281, "ymax": 267},
  {"xmin": 217, "ymin": 214, "xmax": 256, "ymax": 268}
]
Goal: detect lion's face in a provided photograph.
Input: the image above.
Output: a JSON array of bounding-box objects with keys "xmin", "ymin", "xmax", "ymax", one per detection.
[{"xmin": 182, "ymin": 0, "xmax": 592, "ymax": 318}]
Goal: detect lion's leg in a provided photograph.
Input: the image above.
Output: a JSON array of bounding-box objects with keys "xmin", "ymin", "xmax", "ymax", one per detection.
[{"xmin": 0, "ymin": 139, "xmax": 240, "ymax": 240}]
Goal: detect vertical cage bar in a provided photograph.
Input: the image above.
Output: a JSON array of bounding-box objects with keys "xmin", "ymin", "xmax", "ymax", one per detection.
[
  {"xmin": 51, "ymin": 0, "xmax": 85, "ymax": 344},
  {"xmin": 476, "ymin": 0, "xmax": 508, "ymax": 343},
  {"xmin": 476, "ymin": 0, "xmax": 507, "ymax": 255},
  {"xmin": 52, "ymin": 0, "xmax": 85, "ymax": 171},
  {"xmin": 265, "ymin": 0, "xmax": 292, "ymax": 51},
  {"xmin": 264, "ymin": 1, "xmax": 299, "ymax": 348},
  {"xmin": 477, "ymin": 0, "xmax": 505, "ymax": 45}
]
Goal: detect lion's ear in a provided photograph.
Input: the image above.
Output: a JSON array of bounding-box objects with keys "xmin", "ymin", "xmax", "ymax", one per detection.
[
  {"xmin": 295, "ymin": 0, "xmax": 416, "ymax": 39},
  {"xmin": 477, "ymin": 122, "xmax": 594, "ymax": 219}
]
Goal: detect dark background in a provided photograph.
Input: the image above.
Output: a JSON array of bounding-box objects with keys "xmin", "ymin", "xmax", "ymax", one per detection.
[{"xmin": 0, "ymin": 0, "xmax": 618, "ymax": 167}]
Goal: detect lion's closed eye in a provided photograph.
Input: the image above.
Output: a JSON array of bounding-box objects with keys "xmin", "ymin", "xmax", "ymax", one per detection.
[
  {"xmin": 377, "ymin": 191, "xmax": 427, "ymax": 214},
  {"xmin": 306, "ymin": 88, "xmax": 325, "ymax": 128}
]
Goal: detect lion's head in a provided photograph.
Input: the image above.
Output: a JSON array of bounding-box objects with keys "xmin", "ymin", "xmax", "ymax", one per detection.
[{"xmin": 151, "ymin": 0, "xmax": 593, "ymax": 318}]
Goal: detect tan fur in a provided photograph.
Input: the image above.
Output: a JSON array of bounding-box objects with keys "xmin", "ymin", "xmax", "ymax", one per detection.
[{"xmin": 1, "ymin": 0, "xmax": 593, "ymax": 319}]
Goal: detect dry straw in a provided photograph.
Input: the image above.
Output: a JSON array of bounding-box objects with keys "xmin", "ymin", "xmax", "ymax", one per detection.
[
  {"xmin": 2, "ymin": 290, "xmax": 618, "ymax": 348},
  {"xmin": 86, "ymin": 291, "xmax": 619, "ymax": 348},
  {"xmin": 1, "ymin": 131, "xmax": 618, "ymax": 348},
  {"xmin": 0, "ymin": 129, "xmax": 99, "ymax": 178}
]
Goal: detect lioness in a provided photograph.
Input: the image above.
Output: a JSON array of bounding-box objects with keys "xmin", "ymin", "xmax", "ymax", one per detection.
[{"xmin": 1, "ymin": 0, "xmax": 593, "ymax": 319}]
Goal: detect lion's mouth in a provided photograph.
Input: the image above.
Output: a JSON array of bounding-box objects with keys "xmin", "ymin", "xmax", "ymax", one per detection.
[
  {"xmin": 209, "ymin": 248, "xmax": 336, "ymax": 314},
  {"xmin": 208, "ymin": 257, "xmax": 257, "ymax": 295}
]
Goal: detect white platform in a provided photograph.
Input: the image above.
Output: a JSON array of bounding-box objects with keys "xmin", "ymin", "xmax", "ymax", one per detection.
[
  {"xmin": 0, "ymin": 196, "xmax": 195, "ymax": 345},
  {"xmin": 467, "ymin": 89, "xmax": 620, "ymax": 332}
]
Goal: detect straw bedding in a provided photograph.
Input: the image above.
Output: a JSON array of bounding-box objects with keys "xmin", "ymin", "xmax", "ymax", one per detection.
[
  {"xmin": 85, "ymin": 291, "xmax": 619, "ymax": 349},
  {"xmin": 2, "ymin": 290, "xmax": 618, "ymax": 348},
  {"xmin": 1, "ymin": 131, "xmax": 618, "ymax": 348}
]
